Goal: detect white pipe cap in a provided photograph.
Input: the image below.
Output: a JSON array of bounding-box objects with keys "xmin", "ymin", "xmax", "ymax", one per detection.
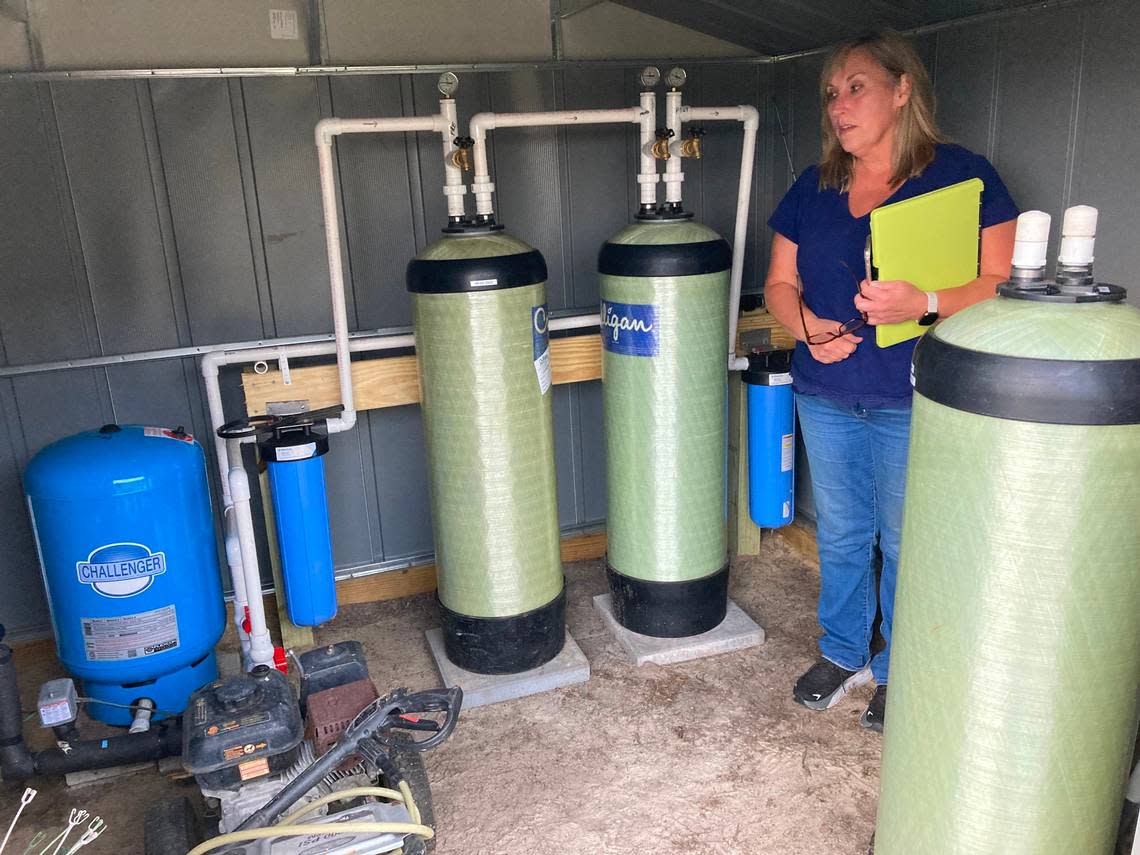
[
  {"xmin": 1011, "ymin": 210, "xmax": 1050, "ymax": 269},
  {"xmin": 1058, "ymin": 204, "xmax": 1098, "ymax": 265}
]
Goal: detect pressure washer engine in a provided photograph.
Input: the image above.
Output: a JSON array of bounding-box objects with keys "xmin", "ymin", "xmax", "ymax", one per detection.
[{"xmin": 145, "ymin": 641, "xmax": 462, "ymax": 855}]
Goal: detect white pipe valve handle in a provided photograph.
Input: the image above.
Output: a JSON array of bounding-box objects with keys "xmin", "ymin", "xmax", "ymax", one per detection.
[
  {"xmin": 1058, "ymin": 204, "xmax": 1098, "ymax": 265},
  {"xmin": 1011, "ymin": 210, "xmax": 1051, "ymax": 271}
]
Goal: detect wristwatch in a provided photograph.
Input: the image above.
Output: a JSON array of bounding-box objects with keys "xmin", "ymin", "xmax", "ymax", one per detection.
[{"xmin": 917, "ymin": 291, "xmax": 940, "ymax": 326}]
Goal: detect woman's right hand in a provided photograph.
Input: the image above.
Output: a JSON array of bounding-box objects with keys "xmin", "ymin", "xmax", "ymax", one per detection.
[{"xmin": 805, "ymin": 318, "xmax": 862, "ymax": 364}]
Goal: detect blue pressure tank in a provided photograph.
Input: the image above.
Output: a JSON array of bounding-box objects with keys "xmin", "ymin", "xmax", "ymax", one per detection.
[
  {"xmin": 259, "ymin": 423, "xmax": 336, "ymax": 627},
  {"xmin": 743, "ymin": 350, "xmax": 795, "ymax": 528},
  {"xmin": 24, "ymin": 425, "xmax": 225, "ymax": 725}
]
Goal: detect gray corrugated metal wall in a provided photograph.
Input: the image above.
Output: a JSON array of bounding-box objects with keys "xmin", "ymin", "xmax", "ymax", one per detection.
[
  {"xmin": 4, "ymin": 1, "xmax": 1138, "ymax": 638},
  {"xmin": 0, "ymin": 62, "xmax": 769, "ymax": 640}
]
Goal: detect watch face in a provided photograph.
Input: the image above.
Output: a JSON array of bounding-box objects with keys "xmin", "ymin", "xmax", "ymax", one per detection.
[{"xmin": 917, "ymin": 312, "xmax": 939, "ymax": 327}]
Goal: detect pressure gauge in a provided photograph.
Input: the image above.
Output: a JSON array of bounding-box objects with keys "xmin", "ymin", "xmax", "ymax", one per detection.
[
  {"xmin": 437, "ymin": 72, "xmax": 460, "ymax": 98},
  {"xmin": 665, "ymin": 67, "xmax": 687, "ymax": 89},
  {"xmin": 639, "ymin": 66, "xmax": 661, "ymax": 89}
]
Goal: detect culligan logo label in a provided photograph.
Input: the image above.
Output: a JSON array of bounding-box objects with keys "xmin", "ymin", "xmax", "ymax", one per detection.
[
  {"xmin": 532, "ymin": 303, "xmax": 552, "ymax": 395},
  {"xmin": 76, "ymin": 542, "xmax": 167, "ymax": 598},
  {"xmin": 601, "ymin": 300, "xmax": 659, "ymax": 357}
]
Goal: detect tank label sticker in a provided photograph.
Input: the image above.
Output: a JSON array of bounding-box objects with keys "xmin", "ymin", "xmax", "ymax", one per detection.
[
  {"xmin": 274, "ymin": 442, "xmax": 317, "ymax": 461},
  {"xmin": 76, "ymin": 542, "xmax": 167, "ymax": 597},
  {"xmin": 470, "ymin": 277, "xmax": 498, "ymax": 288},
  {"xmin": 80, "ymin": 604, "xmax": 180, "ymax": 661},
  {"xmin": 601, "ymin": 300, "xmax": 659, "ymax": 357},
  {"xmin": 143, "ymin": 426, "xmax": 194, "ymax": 442},
  {"xmin": 781, "ymin": 433, "xmax": 795, "ymax": 473},
  {"xmin": 532, "ymin": 304, "xmax": 552, "ymax": 395}
]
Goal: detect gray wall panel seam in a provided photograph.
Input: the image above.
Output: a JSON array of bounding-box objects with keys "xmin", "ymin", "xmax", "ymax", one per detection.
[
  {"xmin": 39, "ymin": 83, "xmax": 115, "ymax": 426},
  {"xmin": 570, "ymin": 384, "xmax": 585, "ymax": 524},
  {"xmin": 38, "ymin": 84, "xmax": 102, "ymax": 363},
  {"xmin": 401, "ymin": 75, "xmax": 429, "ymax": 254},
  {"xmin": 987, "ymin": 22, "xmax": 1003, "ymax": 165},
  {"xmin": 136, "ymin": 81, "xmax": 194, "ymax": 349},
  {"xmin": 1062, "ymin": 9, "xmax": 1088, "ymax": 211},
  {"xmin": 0, "ymin": 379, "xmax": 28, "ymax": 464},
  {"xmin": 22, "ymin": 0, "xmax": 43, "ymax": 71},
  {"xmin": 553, "ymin": 70, "xmax": 574, "ymax": 308},
  {"xmin": 233, "ymin": 79, "xmax": 278, "ymax": 338}
]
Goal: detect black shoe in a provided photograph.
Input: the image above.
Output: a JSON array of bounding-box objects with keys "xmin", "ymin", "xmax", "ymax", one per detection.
[
  {"xmin": 860, "ymin": 684, "xmax": 887, "ymax": 732},
  {"xmin": 793, "ymin": 658, "xmax": 872, "ymax": 710}
]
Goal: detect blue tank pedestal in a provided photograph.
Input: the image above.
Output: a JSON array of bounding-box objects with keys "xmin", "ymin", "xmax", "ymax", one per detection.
[
  {"xmin": 84, "ymin": 651, "xmax": 218, "ymax": 725},
  {"xmin": 24, "ymin": 424, "xmax": 226, "ymax": 726},
  {"xmin": 743, "ymin": 350, "xmax": 796, "ymax": 529}
]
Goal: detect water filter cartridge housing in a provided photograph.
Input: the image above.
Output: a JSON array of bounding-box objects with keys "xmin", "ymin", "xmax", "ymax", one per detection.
[
  {"xmin": 259, "ymin": 423, "xmax": 337, "ymax": 627},
  {"xmin": 742, "ymin": 350, "xmax": 795, "ymax": 528}
]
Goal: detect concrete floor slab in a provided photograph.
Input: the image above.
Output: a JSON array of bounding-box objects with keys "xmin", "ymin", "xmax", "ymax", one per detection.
[
  {"xmin": 425, "ymin": 628, "xmax": 590, "ymax": 709},
  {"xmin": 592, "ymin": 594, "xmax": 765, "ymax": 666}
]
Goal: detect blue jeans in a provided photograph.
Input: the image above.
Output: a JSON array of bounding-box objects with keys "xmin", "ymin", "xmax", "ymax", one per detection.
[{"xmin": 795, "ymin": 393, "xmax": 912, "ymax": 685}]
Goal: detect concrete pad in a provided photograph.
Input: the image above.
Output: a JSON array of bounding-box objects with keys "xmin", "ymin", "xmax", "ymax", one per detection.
[
  {"xmin": 592, "ymin": 594, "xmax": 765, "ymax": 666},
  {"xmin": 425, "ymin": 628, "xmax": 590, "ymax": 709}
]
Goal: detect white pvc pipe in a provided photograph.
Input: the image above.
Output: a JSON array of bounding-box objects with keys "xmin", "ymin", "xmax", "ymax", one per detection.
[
  {"xmin": 638, "ymin": 91, "xmax": 659, "ymax": 209},
  {"xmin": 227, "ymin": 437, "xmax": 275, "ymax": 668},
  {"xmin": 469, "ymin": 107, "xmax": 646, "ymax": 218},
  {"xmin": 664, "ymin": 90, "xmax": 684, "ymax": 205},
  {"xmin": 315, "ymin": 114, "xmax": 450, "ymax": 436},
  {"xmin": 223, "ymin": 515, "xmax": 251, "ymax": 663},
  {"xmin": 200, "ymin": 354, "xmax": 253, "ymax": 660},
  {"xmin": 439, "ymin": 99, "xmax": 467, "ymax": 220},
  {"xmin": 680, "ymin": 105, "xmax": 759, "ymax": 372},
  {"xmin": 549, "ymin": 312, "xmax": 600, "ymax": 331}
]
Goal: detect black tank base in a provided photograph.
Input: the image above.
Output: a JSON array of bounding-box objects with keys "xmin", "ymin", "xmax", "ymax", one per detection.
[
  {"xmin": 439, "ymin": 584, "xmax": 566, "ymax": 675},
  {"xmin": 607, "ymin": 560, "xmax": 729, "ymax": 638}
]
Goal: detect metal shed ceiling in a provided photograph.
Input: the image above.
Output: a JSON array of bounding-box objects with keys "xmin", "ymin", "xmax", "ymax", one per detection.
[{"xmin": 607, "ymin": 0, "xmax": 1067, "ymax": 56}]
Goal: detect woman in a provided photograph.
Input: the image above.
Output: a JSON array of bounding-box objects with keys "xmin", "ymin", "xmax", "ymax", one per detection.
[{"xmin": 764, "ymin": 31, "xmax": 1018, "ymax": 731}]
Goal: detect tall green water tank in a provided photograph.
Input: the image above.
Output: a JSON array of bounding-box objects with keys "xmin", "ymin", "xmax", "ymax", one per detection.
[
  {"xmin": 876, "ymin": 281, "xmax": 1140, "ymax": 854},
  {"xmin": 407, "ymin": 230, "xmax": 564, "ymax": 674},
  {"xmin": 598, "ymin": 218, "xmax": 732, "ymax": 637}
]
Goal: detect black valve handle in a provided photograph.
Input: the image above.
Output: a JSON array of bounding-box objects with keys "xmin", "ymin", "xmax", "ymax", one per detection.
[{"xmin": 215, "ymin": 404, "xmax": 345, "ymax": 440}]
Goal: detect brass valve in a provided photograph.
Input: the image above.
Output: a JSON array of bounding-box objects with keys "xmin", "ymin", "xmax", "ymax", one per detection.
[
  {"xmin": 651, "ymin": 127, "xmax": 674, "ymax": 161},
  {"xmin": 679, "ymin": 127, "xmax": 705, "ymax": 160},
  {"xmin": 451, "ymin": 136, "xmax": 474, "ymax": 172}
]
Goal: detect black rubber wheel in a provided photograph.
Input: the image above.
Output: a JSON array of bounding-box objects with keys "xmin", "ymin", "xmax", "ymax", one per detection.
[
  {"xmin": 382, "ymin": 744, "xmax": 435, "ymax": 855},
  {"xmin": 144, "ymin": 796, "xmax": 205, "ymax": 855}
]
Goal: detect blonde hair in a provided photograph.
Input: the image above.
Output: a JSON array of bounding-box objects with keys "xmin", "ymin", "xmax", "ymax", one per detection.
[{"xmin": 818, "ymin": 31, "xmax": 945, "ymax": 190}]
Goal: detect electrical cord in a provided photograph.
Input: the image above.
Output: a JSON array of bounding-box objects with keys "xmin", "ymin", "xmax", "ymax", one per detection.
[
  {"xmin": 184, "ymin": 784, "xmax": 432, "ymax": 855},
  {"xmin": 75, "ymin": 698, "xmax": 181, "ymax": 718}
]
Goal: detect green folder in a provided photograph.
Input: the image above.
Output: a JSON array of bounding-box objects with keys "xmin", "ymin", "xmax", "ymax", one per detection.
[{"xmin": 870, "ymin": 178, "xmax": 983, "ymax": 348}]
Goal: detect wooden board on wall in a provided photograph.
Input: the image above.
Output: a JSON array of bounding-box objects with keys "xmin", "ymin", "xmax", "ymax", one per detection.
[
  {"xmin": 242, "ymin": 311, "xmax": 792, "ymax": 415},
  {"xmin": 242, "ymin": 332, "xmax": 605, "ymax": 416}
]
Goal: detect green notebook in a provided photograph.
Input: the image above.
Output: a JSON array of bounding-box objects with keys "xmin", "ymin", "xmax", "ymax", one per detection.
[{"xmin": 869, "ymin": 178, "xmax": 983, "ymax": 348}]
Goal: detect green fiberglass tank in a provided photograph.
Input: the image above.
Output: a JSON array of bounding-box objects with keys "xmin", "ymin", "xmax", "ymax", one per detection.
[
  {"xmin": 599, "ymin": 217, "xmax": 732, "ymax": 637},
  {"xmin": 407, "ymin": 229, "xmax": 564, "ymax": 674},
  {"xmin": 876, "ymin": 280, "xmax": 1140, "ymax": 855}
]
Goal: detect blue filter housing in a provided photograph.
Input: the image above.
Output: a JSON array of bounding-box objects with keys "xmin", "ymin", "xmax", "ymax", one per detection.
[
  {"xmin": 24, "ymin": 425, "xmax": 225, "ymax": 725},
  {"xmin": 260, "ymin": 424, "xmax": 336, "ymax": 626},
  {"xmin": 743, "ymin": 351, "xmax": 795, "ymax": 528}
]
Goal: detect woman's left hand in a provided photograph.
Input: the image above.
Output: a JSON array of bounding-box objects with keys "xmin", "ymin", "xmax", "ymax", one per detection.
[{"xmin": 853, "ymin": 279, "xmax": 926, "ymax": 325}]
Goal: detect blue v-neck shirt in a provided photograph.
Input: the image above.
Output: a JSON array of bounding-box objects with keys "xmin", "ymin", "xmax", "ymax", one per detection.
[{"xmin": 768, "ymin": 143, "xmax": 1019, "ymax": 408}]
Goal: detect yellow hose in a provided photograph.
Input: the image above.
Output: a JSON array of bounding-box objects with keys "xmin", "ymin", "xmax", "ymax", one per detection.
[{"xmin": 186, "ymin": 784, "xmax": 432, "ymax": 855}]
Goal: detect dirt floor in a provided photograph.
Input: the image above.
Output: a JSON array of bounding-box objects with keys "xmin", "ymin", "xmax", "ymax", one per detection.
[{"xmin": 1, "ymin": 529, "xmax": 884, "ymax": 854}]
